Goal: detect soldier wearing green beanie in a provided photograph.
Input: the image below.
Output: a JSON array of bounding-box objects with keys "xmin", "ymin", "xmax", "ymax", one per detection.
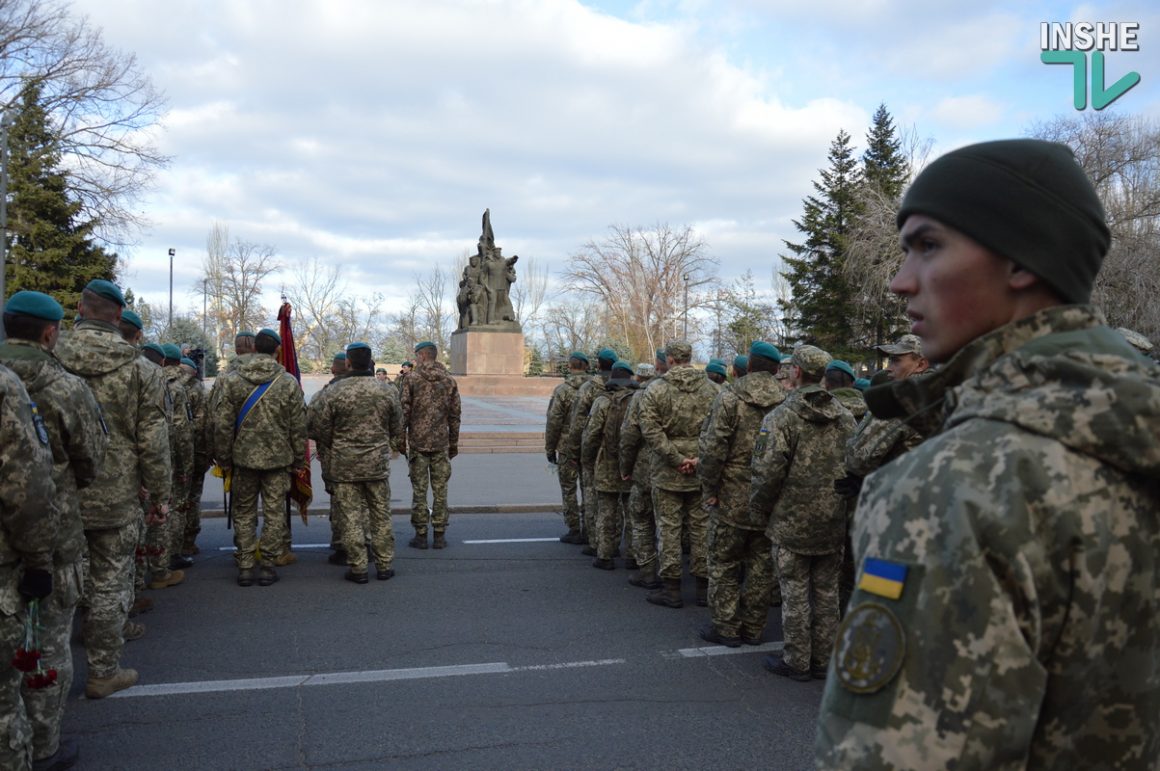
[{"xmin": 818, "ymin": 139, "xmax": 1160, "ymax": 769}]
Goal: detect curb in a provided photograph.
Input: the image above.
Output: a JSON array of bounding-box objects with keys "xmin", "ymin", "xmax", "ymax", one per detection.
[{"xmin": 199, "ymin": 503, "xmax": 562, "ymax": 518}]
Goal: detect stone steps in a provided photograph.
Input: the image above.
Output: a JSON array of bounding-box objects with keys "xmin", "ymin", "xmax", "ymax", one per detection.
[{"xmin": 458, "ymin": 431, "xmax": 544, "ymax": 454}]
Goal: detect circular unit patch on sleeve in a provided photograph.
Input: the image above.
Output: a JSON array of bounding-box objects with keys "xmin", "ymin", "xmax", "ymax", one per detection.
[{"xmin": 834, "ymin": 601, "xmax": 906, "ymax": 694}]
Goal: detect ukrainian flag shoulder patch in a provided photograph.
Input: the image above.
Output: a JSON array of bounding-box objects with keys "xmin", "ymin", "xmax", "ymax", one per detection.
[{"xmin": 858, "ymin": 557, "xmax": 908, "ymax": 600}]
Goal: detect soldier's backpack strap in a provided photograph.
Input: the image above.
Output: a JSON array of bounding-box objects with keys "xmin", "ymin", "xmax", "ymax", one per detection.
[{"xmin": 234, "ymin": 381, "xmax": 273, "ymax": 435}]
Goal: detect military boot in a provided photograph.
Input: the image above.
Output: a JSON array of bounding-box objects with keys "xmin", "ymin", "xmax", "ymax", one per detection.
[
  {"xmin": 646, "ymin": 578, "xmax": 683, "ymax": 608},
  {"xmin": 122, "ymin": 621, "xmax": 145, "ymax": 642},
  {"xmin": 237, "ymin": 568, "xmax": 254, "ymax": 587},
  {"xmin": 591, "ymin": 557, "xmax": 614, "ymax": 570},
  {"xmin": 327, "ymin": 549, "xmax": 348, "ymax": 565},
  {"xmin": 628, "ymin": 562, "xmax": 661, "ymax": 590},
  {"xmin": 432, "ymin": 532, "xmax": 447, "ymax": 549},
  {"xmin": 273, "ymin": 551, "xmax": 298, "ymax": 567},
  {"xmin": 257, "ymin": 565, "xmax": 278, "ymax": 587},
  {"xmin": 32, "ymin": 737, "xmax": 78, "ymax": 771},
  {"xmin": 695, "ymin": 577, "xmax": 709, "ymax": 607},
  {"xmin": 408, "ymin": 533, "xmax": 428, "ymax": 550},
  {"xmin": 147, "ymin": 569, "xmax": 184, "ymax": 590},
  {"xmin": 129, "ymin": 596, "xmax": 154, "ymax": 617},
  {"xmin": 559, "ymin": 529, "xmax": 584, "ymax": 544},
  {"xmin": 85, "ymin": 667, "xmax": 139, "ymax": 699}
]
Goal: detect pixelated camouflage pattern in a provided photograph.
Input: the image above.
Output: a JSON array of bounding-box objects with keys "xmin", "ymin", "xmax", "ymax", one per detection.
[
  {"xmin": 638, "ymin": 364, "xmax": 718, "ymax": 492},
  {"xmin": 0, "ymin": 608, "xmax": 32, "ymax": 768},
  {"xmin": 56, "ymin": 319, "xmax": 171, "ymax": 526},
  {"xmin": 333, "ymin": 479, "xmax": 393, "ymax": 573},
  {"xmin": 828, "ymin": 386, "xmax": 866, "ymax": 422},
  {"xmin": 845, "ymin": 413, "xmax": 923, "ymax": 479},
  {"xmin": 708, "ymin": 518, "xmax": 774, "ymax": 639},
  {"xmin": 23, "ymin": 561, "xmax": 82, "ymax": 760},
  {"xmin": 563, "ymin": 374, "xmax": 602, "ymax": 460},
  {"xmin": 779, "ymin": 548, "xmax": 841, "ymax": 672},
  {"xmin": 180, "ymin": 371, "xmax": 208, "ymax": 551},
  {"xmin": 582, "ymin": 385, "xmax": 635, "ymax": 493},
  {"xmin": 409, "ymin": 450, "xmax": 451, "ymax": 534},
  {"xmin": 81, "ymin": 522, "xmax": 137, "ymax": 678},
  {"xmin": 308, "ymin": 372, "xmax": 404, "ymax": 481},
  {"xmin": 750, "ymin": 384, "xmax": 855, "ymax": 555},
  {"xmin": 545, "ymin": 372, "xmax": 585, "ymax": 456},
  {"xmin": 654, "ymin": 487, "xmax": 706, "ymax": 580},
  {"xmin": 230, "ymin": 467, "xmax": 290, "ymax": 568},
  {"xmin": 618, "ymin": 387, "xmax": 656, "ymax": 565},
  {"xmin": 400, "ymin": 360, "xmax": 461, "ymax": 453},
  {"xmin": 595, "ymin": 490, "xmax": 628, "ymax": 560},
  {"xmin": 0, "ymin": 341, "xmax": 107, "ymax": 567},
  {"xmin": 817, "ymin": 305, "xmax": 1160, "ymax": 770},
  {"xmin": 697, "ymin": 371, "xmax": 784, "ymax": 530},
  {"xmin": 212, "ymin": 354, "xmax": 307, "ymax": 472}
]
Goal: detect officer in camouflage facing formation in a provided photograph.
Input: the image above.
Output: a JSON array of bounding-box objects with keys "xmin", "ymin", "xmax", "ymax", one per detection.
[
  {"xmin": 619, "ymin": 362, "xmax": 659, "ymax": 589},
  {"xmin": 0, "ymin": 358, "xmax": 59, "ymax": 770},
  {"xmin": 308, "ymin": 342, "xmax": 404, "ymax": 583},
  {"xmin": 751, "ymin": 345, "xmax": 856, "ymax": 681},
  {"xmin": 581, "ymin": 361, "xmax": 636, "ymax": 569},
  {"xmin": 637, "ymin": 340, "xmax": 718, "ymax": 608},
  {"xmin": 56, "ymin": 279, "xmax": 171, "ymax": 699},
  {"xmin": 212, "ymin": 328, "xmax": 307, "ymax": 588},
  {"xmin": 401, "ymin": 341, "xmax": 461, "ymax": 550},
  {"xmin": 1, "ymin": 292, "xmax": 108, "ymax": 769},
  {"xmin": 545, "ymin": 352, "xmax": 589, "ymax": 544},
  {"xmin": 564, "ymin": 348, "xmax": 617, "ymax": 553},
  {"xmin": 817, "ymin": 139, "xmax": 1160, "ymax": 769},
  {"xmin": 696, "ymin": 341, "xmax": 784, "ymax": 647}
]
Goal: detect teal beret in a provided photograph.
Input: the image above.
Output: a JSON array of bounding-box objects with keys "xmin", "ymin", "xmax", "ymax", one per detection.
[
  {"xmin": 84, "ymin": 279, "xmax": 125, "ymax": 307},
  {"xmin": 120, "ymin": 309, "xmax": 143, "ymax": 330},
  {"xmin": 402, "ymin": 360, "xmax": 413, "ymax": 367},
  {"xmin": 733, "ymin": 355, "xmax": 748, "ymax": 370},
  {"xmin": 142, "ymin": 342, "xmax": 165, "ymax": 357},
  {"xmin": 854, "ymin": 377, "xmax": 871, "ymax": 392},
  {"xmin": 706, "ymin": 361, "xmax": 727, "ymax": 377},
  {"xmin": 597, "ymin": 348, "xmax": 618, "ymax": 362},
  {"xmin": 257, "ymin": 328, "xmax": 281, "ymax": 346},
  {"xmin": 180, "ymin": 357, "xmax": 197, "ymax": 369},
  {"xmin": 347, "ymin": 342, "xmax": 370, "ymax": 352},
  {"xmin": 655, "ymin": 349, "xmax": 666, "ymax": 363},
  {"xmin": 569, "ymin": 351, "xmax": 589, "ymax": 365},
  {"xmin": 236, "ymin": 330, "xmax": 255, "ymax": 338},
  {"xmin": 161, "ymin": 343, "xmax": 182, "ymax": 361},
  {"xmin": 826, "ymin": 360, "xmax": 856, "ymax": 379},
  {"xmin": 611, "ymin": 360, "xmax": 634, "ymax": 374},
  {"xmin": 4, "ymin": 290, "xmax": 63, "ymax": 322},
  {"xmin": 749, "ymin": 341, "xmax": 781, "ymax": 363},
  {"xmin": 333, "ymin": 352, "xmax": 347, "ymax": 361},
  {"xmin": 414, "ymin": 341, "xmax": 436, "ymax": 353}
]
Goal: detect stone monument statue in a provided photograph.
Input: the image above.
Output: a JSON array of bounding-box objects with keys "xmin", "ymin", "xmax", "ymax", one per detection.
[{"xmin": 456, "ymin": 209, "xmax": 521, "ymax": 331}]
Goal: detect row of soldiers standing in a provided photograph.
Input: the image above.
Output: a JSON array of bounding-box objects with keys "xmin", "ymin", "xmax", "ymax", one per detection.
[{"xmin": 545, "ymin": 334, "xmax": 928, "ymax": 681}]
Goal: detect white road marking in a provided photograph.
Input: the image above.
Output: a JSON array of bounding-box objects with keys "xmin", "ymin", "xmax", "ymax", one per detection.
[
  {"xmin": 216, "ymin": 544, "xmax": 331, "ymax": 551},
  {"xmin": 512, "ymin": 658, "xmax": 626, "ymax": 672},
  {"xmin": 462, "ymin": 537, "xmax": 561, "ymax": 544},
  {"xmin": 671, "ymin": 642, "xmax": 785, "ymax": 658}
]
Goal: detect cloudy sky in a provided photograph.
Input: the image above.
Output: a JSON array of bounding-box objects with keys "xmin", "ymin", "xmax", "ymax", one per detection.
[{"xmin": 68, "ymin": 0, "xmax": 1160, "ymax": 321}]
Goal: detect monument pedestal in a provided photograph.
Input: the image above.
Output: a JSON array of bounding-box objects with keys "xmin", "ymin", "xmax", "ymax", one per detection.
[{"xmin": 450, "ymin": 329, "xmax": 524, "ymax": 376}]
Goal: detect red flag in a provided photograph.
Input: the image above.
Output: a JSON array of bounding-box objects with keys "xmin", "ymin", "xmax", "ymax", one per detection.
[{"xmin": 277, "ymin": 301, "xmax": 312, "ymax": 516}]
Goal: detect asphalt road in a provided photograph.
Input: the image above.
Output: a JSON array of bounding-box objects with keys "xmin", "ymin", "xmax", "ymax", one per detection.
[{"xmin": 63, "ymin": 513, "xmax": 823, "ymax": 770}]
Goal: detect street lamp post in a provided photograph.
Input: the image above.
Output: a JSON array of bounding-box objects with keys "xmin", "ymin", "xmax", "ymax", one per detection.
[
  {"xmin": 682, "ymin": 273, "xmax": 690, "ymax": 340},
  {"xmin": 167, "ymin": 248, "xmax": 176, "ymax": 332}
]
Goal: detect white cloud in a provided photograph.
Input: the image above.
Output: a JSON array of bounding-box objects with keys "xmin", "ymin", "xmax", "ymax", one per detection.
[{"xmin": 930, "ymin": 94, "xmax": 1004, "ymax": 129}]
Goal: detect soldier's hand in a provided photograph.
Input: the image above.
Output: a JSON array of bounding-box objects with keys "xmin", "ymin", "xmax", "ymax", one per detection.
[
  {"xmin": 546, "ymin": 451, "xmax": 557, "ymax": 465},
  {"xmin": 18, "ymin": 568, "xmax": 52, "ymax": 601},
  {"xmin": 448, "ymin": 446, "xmax": 459, "ymax": 460}
]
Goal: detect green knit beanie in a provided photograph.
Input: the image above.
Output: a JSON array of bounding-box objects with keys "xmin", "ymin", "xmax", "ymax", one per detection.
[{"xmin": 897, "ymin": 139, "xmax": 1110, "ymax": 304}]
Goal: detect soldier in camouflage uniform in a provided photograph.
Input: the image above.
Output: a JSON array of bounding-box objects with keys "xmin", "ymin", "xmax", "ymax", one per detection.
[
  {"xmin": 564, "ymin": 348, "xmax": 617, "ymax": 553},
  {"xmin": 545, "ymin": 352, "xmax": 589, "ymax": 543},
  {"xmin": 696, "ymin": 341, "xmax": 784, "ymax": 647},
  {"xmin": 56, "ymin": 279, "xmax": 171, "ymax": 699},
  {"xmin": 751, "ymin": 345, "xmax": 855, "ymax": 681},
  {"xmin": 818, "ymin": 139, "xmax": 1160, "ymax": 769},
  {"xmin": 159, "ymin": 343, "xmax": 194, "ymax": 579},
  {"xmin": 0, "ymin": 358, "xmax": 58, "ymax": 771},
  {"xmin": 705, "ymin": 359, "xmax": 728, "ymax": 386},
  {"xmin": 581, "ymin": 361, "xmax": 636, "ymax": 569},
  {"xmin": 212, "ymin": 328, "xmax": 307, "ymax": 587},
  {"xmin": 619, "ymin": 362, "xmax": 659, "ymax": 589},
  {"xmin": 731, "ymin": 354, "xmax": 747, "ymax": 380},
  {"xmin": 822, "ymin": 360, "xmax": 865, "ymax": 421},
  {"xmin": 1, "ymin": 292, "xmax": 107, "ymax": 768},
  {"xmin": 637, "ymin": 341, "xmax": 718, "ymax": 608},
  {"xmin": 308, "ymin": 342, "xmax": 404, "ymax": 583},
  {"xmin": 401, "ymin": 341, "xmax": 461, "ymax": 550},
  {"xmin": 137, "ymin": 343, "xmax": 185, "ymax": 593},
  {"xmin": 315, "ymin": 350, "xmax": 352, "ymax": 565},
  {"xmin": 179, "ymin": 357, "xmax": 208, "ymax": 557}
]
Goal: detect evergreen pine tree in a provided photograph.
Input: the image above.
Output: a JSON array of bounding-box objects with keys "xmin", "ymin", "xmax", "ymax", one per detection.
[
  {"xmin": 862, "ymin": 103, "xmax": 909, "ymax": 199},
  {"xmin": 778, "ymin": 129, "xmax": 861, "ymax": 358},
  {"xmin": 4, "ymin": 83, "xmax": 117, "ymax": 317}
]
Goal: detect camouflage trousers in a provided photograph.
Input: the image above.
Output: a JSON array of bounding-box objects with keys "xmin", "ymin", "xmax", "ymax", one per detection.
[
  {"xmin": 707, "ymin": 519, "xmax": 774, "ymax": 639},
  {"xmin": 627, "ymin": 482, "xmax": 657, "ymax": 568},
  {"xmin": 132, "ymin": 514, "xmax": 146, "ymax": 595},
  {"xmin": 409, "ymin": 450, "xmax": 451, "ymax": 535},
  {"xmin": 580, "ymin": 462, "xmax": 597, "ymax": 548},
  {"xmin": 24, "ymin": 560, "xmax": 81, "ymax": 762},
  {"xmin": 157, "ymin": 473, "xmax": 191, "ymax": 571},
  {"xmin": 334, "ymin": 479, "xmax": 394, "ymax": 573},
  {"xmin": 231, "ymin": 467, "xmax": 290, "ymax": 569},
  {"xmin": 0, "ymin": 576, "xmax": 32, "ymax": 770},
  {"xmin": 181, "ymin": 459, "xmax": 208, "ymax": 552},
  {"xmin": 655, "ymin": 487, "xmax": 708, "ymax": 581},
  {"xmin": 556, "ymin": 455, "xmax": 580, "ymax": 532},
  {"xmin": 324, "ymin": 477, "xmax": 345, "ymax": 551},
  {"xmin": 777, "ymin": 547, "xmax": 842, "ymax": 672},
  {"xmin": 595, "ymin": 490, "xmax": 629, "ymax": 560},
  {"xmin": 83, "ymin": 522, "xmax": 137, "ymax": 678}
]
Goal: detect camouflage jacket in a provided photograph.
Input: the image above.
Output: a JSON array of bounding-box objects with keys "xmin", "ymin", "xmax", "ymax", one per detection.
[
  {"xmin": 638, "ymin": 364, "xmax": 718, "ymax": 492},
  {"xmin": 545, "ymin": 373, "xmax": 585, "ymax": 456},
  {"xmin": 401, "ymin": 360, "xmax": 461, "ymax": 453},
  {"xmin": 750, "ymin": 384, "xmax": 855, "ymax": 554},
  {"xmin": 582, "ymin": 383, "xmax": 636, "ymax": 493},
  {"xmin": 308, "ymin": 371, "xmax": 404, "ymax": 481},
  {"xmin": 618, "ymin": 385, "xmax": 653, "ymax": 486},
  {"xmin": 844, "ymin": 372, "xmax": 927, "ymax": 478},
  {"xmin": 165, "ymin": 366, "xmax": 195, "ymax": 485},
  {"xmin": 697, "ymin": 371, "xmax": 784, "ymax": 530},
  {"xmin": 56, "ymin": 320, "xmax": 171, "ymax": 526},
  {"xmin": 828, "ymin": 387, "xmax": 867, "ymax": 422},
  {"xmin": 816, "ymin": 306, "xmax": 1160, "ymax": 770},
  {"xmin": 181, "ymin": 370, "xmax": 209, "ymax": 467},
  {"xmin": 0, "ymin": 341, "xmax": 108, "ymax": 566},
  {"xmin": 564, "ymin": 373, "xmax": 604, "ymax": 463},
  {"xmin": 212, "ymin": 353, "xmax": 307, "ymax": 472},
  {"xmin": 0, "ymin": 362, "xmax": 59, "ymax": 581}
]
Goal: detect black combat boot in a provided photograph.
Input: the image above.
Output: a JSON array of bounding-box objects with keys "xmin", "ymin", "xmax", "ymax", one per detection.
[
  {"xmin": 257, "ymin": 565, "xmax": 278, "ymax": 587},
  {"xmin": 646, "ymin": 578, "xmax": 683, "ymax": 608},
  {"xmin": 695, "ymin": 577, "xmax": 709, "ymax": 607},
  {"xmin": 408, "ymin": 533, "xmax": 428, "ymax": 550},
  {"xmin": 432, "ymin": 532, "xmax": 447, "ymax": 549},
  {"xmin": 628, "ymin": 562, "xmax": 662, "ymax": 590}
]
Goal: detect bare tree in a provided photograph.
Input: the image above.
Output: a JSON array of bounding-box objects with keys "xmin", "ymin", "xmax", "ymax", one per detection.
[
  {"xmin": 563, "ymin": 223, "xmax": 717, "ymax": 361},
  {"xmin": 541, "ymin": 299, "xmax": 606, "ymax": 367},
  {"xmin": 198, "ymin": 223, "xmax": 280, "ymax": 357},
  {"xmin": 286, "ymin": 256, "xmax": 345, "ymax": 368},
  {"xmin": 0, "ymin": 0, "xmax": 168, "ymax": 244},
  {"xmin": 511, "ymin": 254, "xmax": 548, "ymax": 330},
  {"xmin": 414, "ymin": 266, "xmax": 455, "ymax": 353}
]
